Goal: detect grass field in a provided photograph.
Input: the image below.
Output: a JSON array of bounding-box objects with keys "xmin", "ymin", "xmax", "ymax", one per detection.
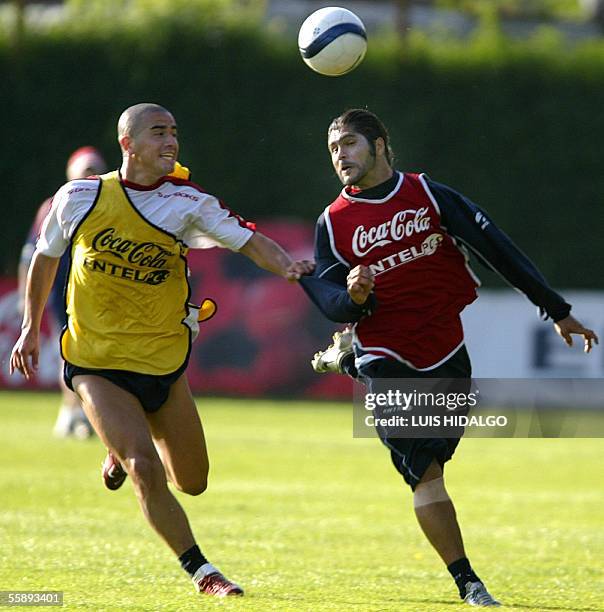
[{"xmin": 1, "ymin": 392, "xmax": 603, "ymax": 611}]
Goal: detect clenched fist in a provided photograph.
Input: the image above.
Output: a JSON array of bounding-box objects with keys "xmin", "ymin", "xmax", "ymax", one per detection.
[{"xmin": 347, "ymin": 265, "xmax": 374, "ymax": 305}]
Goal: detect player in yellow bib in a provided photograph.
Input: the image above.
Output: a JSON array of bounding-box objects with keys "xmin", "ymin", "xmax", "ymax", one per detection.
[{"xmin": 11, "ymin": 103, "xmax": 313, "ymax": 599}]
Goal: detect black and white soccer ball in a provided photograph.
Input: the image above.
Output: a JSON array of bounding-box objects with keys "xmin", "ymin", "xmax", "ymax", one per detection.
[{"xmin": 298, "ymin": 6, "xmax": 367, "ymax": 77}]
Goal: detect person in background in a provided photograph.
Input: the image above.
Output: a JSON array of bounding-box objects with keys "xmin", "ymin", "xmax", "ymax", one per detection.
[{"xmin": 18, "ymin": 146, "xmax": 107, "ymax": 439}]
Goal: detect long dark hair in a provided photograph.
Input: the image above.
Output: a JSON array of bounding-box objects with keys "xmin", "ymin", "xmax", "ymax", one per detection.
[{"xmin": 328, "ymin": 109, "xmax": 394, "ymax": 165}]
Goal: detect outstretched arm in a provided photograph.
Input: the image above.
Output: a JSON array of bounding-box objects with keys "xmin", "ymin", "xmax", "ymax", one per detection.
[
  {"xmin": 425, "ymin": 177, "xmax": 571, "ymax": 320},
  {"xmin": 10, "ymin": 251, "xmax": 59, "ymax": 379},
  {"xmin": 425, "ymin": 177, "xmax": 598, "ymax": 352},
  {"xmin": 239, "ymin": 231, "xmax": 314, "ymax": 280}
]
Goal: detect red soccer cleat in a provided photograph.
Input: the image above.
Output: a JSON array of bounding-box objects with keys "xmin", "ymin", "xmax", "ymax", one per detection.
[
  {"xmin": 193, "ymin": 563, "xmax": 244, "ymax": 597},
  {"xmin": 101, "ymin": 451, "xmax": 127, "ymax": 491}
]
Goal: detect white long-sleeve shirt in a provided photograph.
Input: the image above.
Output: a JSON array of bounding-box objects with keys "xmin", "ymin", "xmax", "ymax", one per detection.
[{"xmin": 37, "ymin": 175, "xmax": 254, "ymax": 257}]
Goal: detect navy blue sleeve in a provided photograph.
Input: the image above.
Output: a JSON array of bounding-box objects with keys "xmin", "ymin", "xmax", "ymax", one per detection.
[
  {"xmin": 298, "ymin": 213, "xmax": 376, "ymax": 323},
  {"xmin": 312, "ymin": 213, "xmax": 349, "ymax": 283},
  {"xmin": 425, "ymin": 178, "xmax": 571, "ymax": 322}
]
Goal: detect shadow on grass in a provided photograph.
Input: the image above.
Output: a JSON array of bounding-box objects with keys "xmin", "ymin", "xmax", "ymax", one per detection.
[
  {"xmin": 250, "ymin": 593, "xmax": 461, "ymax": 610},
  {"xmin": 501, "ymin": 605, "xmax": 601, "ymax": 612},
  {"xmin": 248, "ymin": 592, "xmax": 603, "ymax": 612}
]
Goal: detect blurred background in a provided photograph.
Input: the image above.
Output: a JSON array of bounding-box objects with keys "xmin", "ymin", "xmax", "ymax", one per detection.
[{"xmin": 1, "ymin": 0, "xmax": 602, "ymax": 398}]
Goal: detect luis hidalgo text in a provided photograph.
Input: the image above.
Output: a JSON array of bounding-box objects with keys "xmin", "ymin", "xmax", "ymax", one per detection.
[{"xmin": 365, "ymin": 415, "xmax": 508, "ymax": 427}]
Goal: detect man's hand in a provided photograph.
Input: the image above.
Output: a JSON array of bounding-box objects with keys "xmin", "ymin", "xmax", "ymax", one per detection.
[
  {"xmin": 285, "ymin": 260, "xmax": 315, "ymax": 281},
  {"xmin": 347, "ymin": 265, "xmax": 374, "ymax": 305},
  {"xmin": 554, "ymin": 315, "xmax": 599, "ymax": 353},
  {"xmin": 10, "ymin": 251, "xmax": 59, "ymax": 380},
  {"xmin": 10, "ymin": 328, "xmax": 40, "ymax": 380}
]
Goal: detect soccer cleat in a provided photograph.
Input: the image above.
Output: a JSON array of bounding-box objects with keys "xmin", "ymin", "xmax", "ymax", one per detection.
[
  {"xmin": 193, "ymin": 563, "xmax": 243, "ymax": 597},
  {"xmin": 311, "ymin": 329, "xmax": 354, "ymax": 374},
  {"xmin": 101, "ymin": 451, "xmax": 127, "ymax": 491},
  {"xmin": 463, "ymin": 581, "xmax": 501, "ymax": 607}
]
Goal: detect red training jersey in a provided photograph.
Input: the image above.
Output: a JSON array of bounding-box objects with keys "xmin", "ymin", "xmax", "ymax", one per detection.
[{"xmin": 324, "ymin": 172, "xmax": 480, "ymax": 370}]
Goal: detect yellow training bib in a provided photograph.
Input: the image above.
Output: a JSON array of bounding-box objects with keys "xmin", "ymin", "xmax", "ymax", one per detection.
[{"xmin": 61, "ymin": 171, "xmax": 191, "ymax": 374}]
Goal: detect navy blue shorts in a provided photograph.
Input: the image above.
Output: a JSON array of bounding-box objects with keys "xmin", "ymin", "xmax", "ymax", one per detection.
[
  {"xmin": 358, "ymin": 346, "xmax": 472, "ymax": 491},
  {"xmin": 63, "ymin": 359, "xmax": 189, "ymax": 413}
]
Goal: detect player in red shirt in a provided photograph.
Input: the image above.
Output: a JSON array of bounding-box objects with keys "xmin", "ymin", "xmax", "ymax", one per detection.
[{"xmin": 300, "ymin": 109, "xmax": 598, "ymax": 607}]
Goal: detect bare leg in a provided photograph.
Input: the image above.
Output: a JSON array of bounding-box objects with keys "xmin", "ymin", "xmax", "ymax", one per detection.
[
  {"xmin": 413, "ymin": 459, "xmax": 465, "ymax": 565},
  {"xmin": 412, "ymin": 460, "xmax": 501, "ymax": 605},
  {"xmin": 146, "ymin": 375, "xmax": 209, "ymax": 495},
  {"xmin": 73, "ymin": 375, "xmax": 196, "ymax": 555}
]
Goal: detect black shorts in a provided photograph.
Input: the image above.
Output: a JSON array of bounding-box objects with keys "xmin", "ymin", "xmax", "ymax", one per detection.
[
  {"xmin": 63, "ymin": 359, "xmax": 189, "ymax": 413},
  {"xmin": 358, "ymin": 345, "xmax": 472, "ymax": 491}
]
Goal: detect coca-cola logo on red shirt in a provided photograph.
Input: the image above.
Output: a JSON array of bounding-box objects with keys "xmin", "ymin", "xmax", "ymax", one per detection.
[{"xmin": 351, "ymin": 208, "xmax": 431, "ymax": 257}]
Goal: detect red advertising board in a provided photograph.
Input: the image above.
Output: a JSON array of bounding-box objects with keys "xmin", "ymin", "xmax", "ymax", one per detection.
[{"xmin": 0, "ymin": 221, "xmax": 351, "ymax": 399}]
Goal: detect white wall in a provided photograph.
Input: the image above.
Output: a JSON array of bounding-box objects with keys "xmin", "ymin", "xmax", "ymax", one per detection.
[{"xmin": 461, "ymin": 290, "xmax": 603, "ymax": 379}]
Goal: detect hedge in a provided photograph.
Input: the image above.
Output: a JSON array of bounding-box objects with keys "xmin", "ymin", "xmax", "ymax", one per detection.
[{"xmin": 2, "ymin": 15, "xmax": 603, "ymax": 288}]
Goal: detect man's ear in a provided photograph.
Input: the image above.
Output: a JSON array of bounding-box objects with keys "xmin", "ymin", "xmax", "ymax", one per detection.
[
  {"xmin": 375, "ymin": 137, "xmax": 385, "ymax": 157},
  {"xmin": 119, "ymin": 134, "xmax": 132, "ymax": 155}
]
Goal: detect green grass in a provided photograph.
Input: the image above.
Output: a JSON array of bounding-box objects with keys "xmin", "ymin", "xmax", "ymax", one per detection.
[{"xmin": 0, "ymin": 392, "xmax": 603, "ymax": 611}]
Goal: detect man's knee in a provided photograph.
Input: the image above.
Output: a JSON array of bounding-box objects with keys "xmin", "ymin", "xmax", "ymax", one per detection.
[
  {"xmin": 414, "ymin": 476, "xmax": 451, "ymax": 508},
  {"xmin": 174, "ymin": 475, "xmax": 208, "ymax": 496}
]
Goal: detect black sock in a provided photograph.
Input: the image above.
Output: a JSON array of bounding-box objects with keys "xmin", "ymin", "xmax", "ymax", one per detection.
[
  {"xmin": 179, "ymin": 544, "xmax": 209, "ymax": 578},
  {"xmin": 447, "ymin": 557, "xmax": 481, "ymax": 598}
]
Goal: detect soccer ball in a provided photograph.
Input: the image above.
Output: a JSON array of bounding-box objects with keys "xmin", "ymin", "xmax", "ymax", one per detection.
[{"xmin": 298, "ymin": 7, "xmax": 367, "ymax": 77}]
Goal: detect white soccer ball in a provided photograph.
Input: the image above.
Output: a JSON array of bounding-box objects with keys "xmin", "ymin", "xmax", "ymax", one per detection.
[{"xmin": 298, "ymin": 6, "xmax": 367, "ymax": 77}]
